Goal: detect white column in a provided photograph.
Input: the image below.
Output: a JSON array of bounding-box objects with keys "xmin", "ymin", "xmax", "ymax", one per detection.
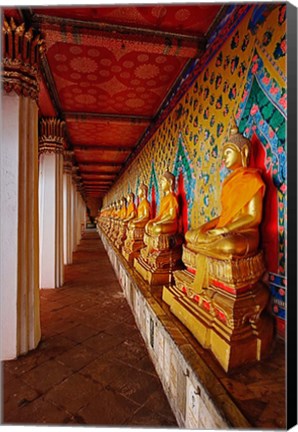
[
  {"xmin": 39, "ymin": 118, "xmax": 65, "ymax": 289},
  {"xmin": 63, "ymin": 151, "xmax": 74, "ymax": 265},
  {"xmin": 0, "ymin": 18, "xmax": 45, "ymax": 360}
]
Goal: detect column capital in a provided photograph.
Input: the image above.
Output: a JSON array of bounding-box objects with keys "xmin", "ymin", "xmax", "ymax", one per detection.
[
  {"xmin": 39, "ymin": 117, "xmax": 66, "ymax": 155},
  {"xmin": 63, "ymin": 150, "xmax": 74, "ymax": 174},
  {"xmin": 2, "ymin": 17, "xmax": 46, "ymax": 100}
]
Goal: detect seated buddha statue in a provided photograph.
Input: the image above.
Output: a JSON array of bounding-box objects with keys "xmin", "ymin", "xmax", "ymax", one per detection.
[
  {"xmin": 134, "ymin": 171, "xmax": 183, "ymax": 285},
  {"xmin": 163, "ymin": 124, "xmax": 273, "ymax": 372},
  {"xmin": 185, "ymin": 124, "xmax": 265, "ymax": 261},
  {"xmin": 145, "ymin": 171, "xmax": 179, "ymax": 238},
  {"xmin": 128, "ymin": 184, "xmax": 150, "ymax": 229},
  {"xmin": 115, "ymin": 193, "xmax": 136, "ymax": 249},
  {"xmin": 122, "ymin": 184, "xmax": 150, "ymax": 262},
  {"xmin": 177, "ymin": 122, "xmax": 267, "ymax": 293},
  {"xmin": 111, "ymin": 197, "xmax": 127, "ymax": 242}
]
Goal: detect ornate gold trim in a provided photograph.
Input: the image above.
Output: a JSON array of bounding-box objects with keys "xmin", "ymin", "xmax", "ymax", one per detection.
[
  {"xmin": 39, "ymin": 118, "xmax": 65, "ymax": 155},
  {"xmin": 2, "ymin": 18, "xmax": 46, "ymax": 100}
]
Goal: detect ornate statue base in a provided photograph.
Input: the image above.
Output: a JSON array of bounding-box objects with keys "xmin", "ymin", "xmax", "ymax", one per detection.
[
  {"xmin": 115, "ymin": 222, "xmax": 128, "ymax": 250},
  {"xmin": 110, "ymin": 220, "xmax": 121, "ymax": 243},
  {"xmin": 134, "ymin": 232, "xmax": 183, "ymax": 286},
  {"xmin": 162, "ymin": 246, "xmax": 273, "ymax": 372},
  {"xmin": 122, "ymin": 226, "xmax": 146, "ymax": 263}
]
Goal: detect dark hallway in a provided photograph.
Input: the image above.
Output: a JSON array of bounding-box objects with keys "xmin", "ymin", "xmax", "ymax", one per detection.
[{"xmin": 2, "ymin": 229, "xmax": 177, "ymax": 427}]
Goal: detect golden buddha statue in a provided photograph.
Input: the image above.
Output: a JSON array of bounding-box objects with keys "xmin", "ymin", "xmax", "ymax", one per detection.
[
  {"xmin": 163, "ymin": 122, "xmax": 273, "ymax": 372},
  {"xmin": 107, "ymin": 201, "xmax": 119, "ymax": 238},
  {"xmin": 111, "ymin": 197, "xmax": 126, "ymax": 243},
  {"xmin": 115, "ymin": 193, "xmax": 137, "ymax": 249},
  {"xmin": 122, "ymin": 184, "xmax": 150, "ymax": 263},
  {"xmin": 134, "ymin": 171, "xmax": 183, "ymax": 286}
]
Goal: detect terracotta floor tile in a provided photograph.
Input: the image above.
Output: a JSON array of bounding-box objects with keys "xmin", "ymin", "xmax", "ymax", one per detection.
[
  {"xmin": 4, "ymin": 396, "xmax": 72, "ymax": 425},
  {"xmin": 38, "ymin": 334, "xmax": 77, "ymax": 359},
  {"xmin": 3, "ymin": 375, "xmax": 40, "ymax": 413},
  {"xmin": 2, "ymin": 231, "xmax": 178, "ymax": 426},
  {"xmin": 55, "ymin": 344, "xmax": 99, "ymax": 372},
  {"xmin": 82, "ymin": 331, "xmax": 124, "ymax": 355},
  {"xmin": 2, "ymin": 348, "xmax": 50, "ymax": 376},
  {"xmin": 129, "ymin": 405, "xmax": 177, "ymax": 427},
  {"xmin": 60, "ymin": 323, "xmax": 100, "ymax": 343},
  {"xmin": 79, "ymin": 356, "xmax": 136, "ymax": 387},
  {"xmin": 44, "ymin": 372, "xmax": 102, "ymax": 414},
  {"xmin": 107, "ymin": 362, "xmax": 162, "ymax": 406},
  {"xmin": 78, "ymin": 388, "xmax": 140, "ymax": 426},
  {"xmin": 20, "ymin": 359, "xmax": 73, "ymax": 393}
]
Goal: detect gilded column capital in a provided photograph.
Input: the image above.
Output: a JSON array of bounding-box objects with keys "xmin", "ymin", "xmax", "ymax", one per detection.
[
  {"xmin": 63, "ymin": 150, "xmax": 74, "ymax": 174},
  {"xmin": 2, "ymin": 17, "xmax": 46, "ymax": 100},
  {"xmin": 39, "ymin": 117, "xmax": 66, "ymax": 155}
]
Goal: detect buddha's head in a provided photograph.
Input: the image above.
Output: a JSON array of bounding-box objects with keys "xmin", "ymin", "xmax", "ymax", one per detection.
[
  {"xmin": 126, "ymin": 192, "xmax": 134, "ymax": 203},
  {"xmin": 138, "ymin": 183, "xmax": 148, "ymax": 198},
  {"xmin": 161, "ymin": 171, "xmax": 175, "ymax": 192},
  {"xmin": 121, "ymin": 197, "xmax": 126, "ymax": 207},
  {"xmin": 223, "ymin": 121, "xmax": 251, "ymax": 169}
]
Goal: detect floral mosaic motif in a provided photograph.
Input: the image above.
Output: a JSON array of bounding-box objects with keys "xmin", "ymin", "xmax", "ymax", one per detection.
[
  {"xmin": 248, "ymin": 4, "xmax": 271, "ymax": 35},
  {"xmin": 241, "ymin": 33, "xmax": 250, "ymax": 51},
  {"xmin": 237, "ymin": 66, "xmax": 286, "ymax": 276},
  {"xmin": 278, "ymin": 4, "xmax": 286, "ymax": 25},
  {"xmin": 231, "ymin": 30, "xmax": 240, "ymax": 49},
  {"xmin": 269, "ymin": 273, "xmax": 286, "ymax": 319},
  {"xmin": 273, "ymin": 34, "xmax": 286, "ymax": 60},
  {"xmin": 173, "ymin": 132, "xmax": 196, "ymax": 230},
  {"xmin": 262, "ymin": 29, "xmax": 273, "ymax": 47}
]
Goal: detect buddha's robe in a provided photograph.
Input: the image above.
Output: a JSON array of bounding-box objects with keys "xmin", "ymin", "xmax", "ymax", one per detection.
[
  {"xmin": 146, "ymin": 192, "xmax": 179, "ymax": 235},
  {"xmin": 216, "ymin": 167, "xmax": 265, "ymax": 229}
]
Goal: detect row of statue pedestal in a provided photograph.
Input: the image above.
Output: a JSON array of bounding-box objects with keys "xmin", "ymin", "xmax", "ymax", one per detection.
[
  {"xmin": 97, "ymin": 205, "xmax": 273, "ymax": 373},
  {"xmin": 96, "ymin": 124, "xmax": 274, "ymax": 372}
]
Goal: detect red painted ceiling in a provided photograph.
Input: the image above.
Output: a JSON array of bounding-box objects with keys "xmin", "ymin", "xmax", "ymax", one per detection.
[{"xmin": 3, "ymin": 5, "xmax": 223, "ymax": 200}]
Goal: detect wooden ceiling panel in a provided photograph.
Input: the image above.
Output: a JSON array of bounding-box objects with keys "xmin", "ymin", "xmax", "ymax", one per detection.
[
  {"xmin": 46, "ymin": 41, "xmax": 186, "ymax": 116},
  {"xmin": 17, "ymin": 4, "xmax": 225, "ymax": 199},
  {"xmin": 74, "ymin": 149, "xmax": 129, "ymax": 164},
  {"xmin": 32, "ymin": 5, "xmax": 221, "ymax": 36},
  {"xmin": 66, "ymin": 118, "xmax": 149, "ymax": 147}
]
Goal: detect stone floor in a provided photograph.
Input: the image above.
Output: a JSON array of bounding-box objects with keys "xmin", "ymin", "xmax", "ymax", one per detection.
[
  {"xmin": 1, "ymin": 229, "xmax": 286, "ymax": 429},
  {"xmin": 1, "ymin": 230, "xmax": 178, "ymax": 427}
]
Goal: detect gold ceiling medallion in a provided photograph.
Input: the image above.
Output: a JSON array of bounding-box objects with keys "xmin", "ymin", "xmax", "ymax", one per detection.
[{"xmin": 2, "ymin": 17, "xmax": 46, "ymax": 100}]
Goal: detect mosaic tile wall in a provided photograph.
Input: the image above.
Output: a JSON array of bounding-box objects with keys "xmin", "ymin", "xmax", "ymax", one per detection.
[{"xmin": 104, "ymin": 4, "xmax": 287, "ymax": 336}]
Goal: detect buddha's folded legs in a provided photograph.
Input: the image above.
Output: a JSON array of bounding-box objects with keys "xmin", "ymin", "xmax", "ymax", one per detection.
[{"xmin": 187, "ymin": 229, "xmax": 259, "ymax": 259}]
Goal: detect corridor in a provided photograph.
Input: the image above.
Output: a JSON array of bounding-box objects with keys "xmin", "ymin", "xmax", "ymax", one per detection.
[{"xmin": 2, "ymin": 229, "xmax": 177, "ymax": 427}]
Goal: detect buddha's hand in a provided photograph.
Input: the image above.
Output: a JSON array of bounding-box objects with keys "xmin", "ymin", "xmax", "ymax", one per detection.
[{"xmin": 207, "ymin": 227, "xmax": 228, "ymax": 236}]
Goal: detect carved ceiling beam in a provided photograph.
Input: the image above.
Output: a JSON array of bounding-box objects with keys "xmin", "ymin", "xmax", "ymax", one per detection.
[
  {"xmin": 79, "ymin": 162, "xmax": 123, "ymax": 167},
  {"xmin": 74, "ymin": 145, "xmax": 132, "ymax": 152},
  {"xmin": 65, "ymin": 112, "xmax": 151, "ymax": 124},
  {"xmin": 34, "ymin": 16, "xmax": 205, "ymax": 58},
  {"xmin": 80, "ymin": 171, "xmax": 117, "ymax": 176},
  {"xmin": 2, "ymin": 17, "xmax": 46, "ymax": 100}
]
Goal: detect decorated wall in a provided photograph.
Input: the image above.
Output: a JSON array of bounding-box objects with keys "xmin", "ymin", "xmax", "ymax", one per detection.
[{"xmin": 104, "ymin": 4, "xmax": 287, "ymax": 336}]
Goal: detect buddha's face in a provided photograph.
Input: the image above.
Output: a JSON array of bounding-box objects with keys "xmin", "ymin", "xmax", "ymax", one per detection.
[
  {"xmin": 138, "ymin": 187, "xmax": 145, "ymax": 198},
  {"xmin": 223, "ymin": 145, "xmax": 242, "ymax": 170},
  {"xmin": 161, "ymin": 176, "xmax": 170, "ymax": 192}
]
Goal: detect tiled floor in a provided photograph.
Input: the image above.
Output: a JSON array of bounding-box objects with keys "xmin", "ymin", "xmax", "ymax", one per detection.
[{"xmin": 2, "ymin": 230, "xmax": 178, "ymax": 427}]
